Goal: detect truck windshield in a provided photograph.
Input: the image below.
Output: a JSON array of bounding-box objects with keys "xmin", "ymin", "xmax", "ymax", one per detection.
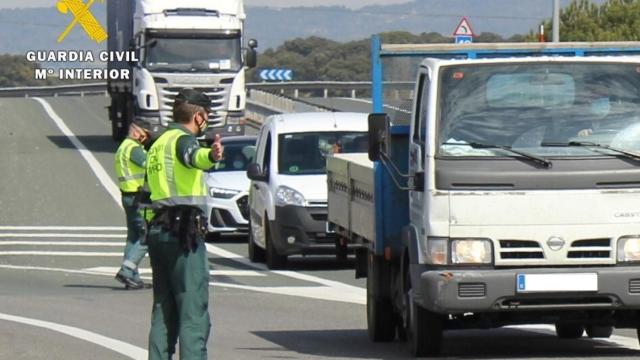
[
  {"xmin": 437, "ymin": 63, "xmax": 640, "ymax": 158},
  {"xmin": 278, "ymin": 132, "xmax": 368, "ymax": 175},
  {"xmin": 145, "ymin": 35, "xmax": 242, "ymax": 73}
]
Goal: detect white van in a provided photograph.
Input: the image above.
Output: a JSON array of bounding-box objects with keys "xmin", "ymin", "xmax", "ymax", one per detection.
[{"xmin": 246, "ymin": 112, "xmax": 369, "ymax": 269}]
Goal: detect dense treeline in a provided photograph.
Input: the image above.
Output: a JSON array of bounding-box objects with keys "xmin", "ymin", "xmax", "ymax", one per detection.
[
  {"xmin": 0, "ymin": 54, "xmax": 51, "ymax": 87},
  {"xmin": 252, "ymin": 0, "xmax": 640, "ymax": 82}
]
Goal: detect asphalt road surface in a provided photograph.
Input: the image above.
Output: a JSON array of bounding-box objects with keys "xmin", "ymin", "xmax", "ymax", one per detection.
[{"xmin": 1, "ymin": 95, "xmax": 639, "ymax": 359}]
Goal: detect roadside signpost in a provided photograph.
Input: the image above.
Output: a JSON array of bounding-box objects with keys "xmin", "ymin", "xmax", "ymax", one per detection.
[{"xmin": 453, "ymin": 17, "xmax": 474, "ymax": 44}]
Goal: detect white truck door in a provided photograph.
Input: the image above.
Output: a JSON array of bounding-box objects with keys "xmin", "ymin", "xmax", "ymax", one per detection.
[{"xmin": 409, "ymin": 72, "xmax": 430, "ymax": 227}]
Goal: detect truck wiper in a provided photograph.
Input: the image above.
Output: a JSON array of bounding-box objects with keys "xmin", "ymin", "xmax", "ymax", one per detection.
[
  {"xmin": 541, "ymin": 141, "xmax": 640, "ymax": 162},
  {"xmin": 442, "ymin": 141, "xmax": 552, "ymax": 168}
]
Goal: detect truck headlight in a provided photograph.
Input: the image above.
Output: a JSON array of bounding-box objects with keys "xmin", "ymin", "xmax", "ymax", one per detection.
[
  {"xmin": 275, "ymin": 186, "xmax": 307, "ymax": 207},
  {"xmin": 451, "ymin": 239, "xmax": 492, "ymax": 264},
  {"xmin": 209, "ymin": 187, "xmax": 240, "ymax": 199},
  {"xmin": 617, "ymin": 236, "xmax": 640, "ymax": 262},
  {"xmin": 425, "ymin": 238, "xmax": 448, "ymax": 265}
]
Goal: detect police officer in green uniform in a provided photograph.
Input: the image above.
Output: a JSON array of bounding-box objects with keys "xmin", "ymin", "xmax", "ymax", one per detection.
[
  {"xmin": 146, "ymin": 89, "xmax": 223, "ymax": 360},
  {"xmin": 114, "ymin": 122, "xmax": 149, "ymax": 290}
]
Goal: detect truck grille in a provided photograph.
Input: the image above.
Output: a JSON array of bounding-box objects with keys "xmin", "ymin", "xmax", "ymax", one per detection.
[
  {"xmin": 567, "ymin": 238, "xmax": 611, "ymax": 259},
  {"xmin": 157, "ymin": 82, "xmax": 233, "ymax": 127},
  {"xmin": 499, "ymin": 240, "xmax": 544, "ymax": 259}
]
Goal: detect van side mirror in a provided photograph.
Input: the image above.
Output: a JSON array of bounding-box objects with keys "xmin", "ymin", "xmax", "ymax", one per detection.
[
  {"xmin": 247, "ymin": 163, "xmax": 267, "ymax": 182},
  {"xmin": 368, "ymin": 113, "xmax": 390, "ymax": 161}
]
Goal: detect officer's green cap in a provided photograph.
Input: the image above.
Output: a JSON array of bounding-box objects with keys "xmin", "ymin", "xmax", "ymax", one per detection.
[{"xmin": 174, "ymin": 89, "xmax": 212, "ymax": 113}]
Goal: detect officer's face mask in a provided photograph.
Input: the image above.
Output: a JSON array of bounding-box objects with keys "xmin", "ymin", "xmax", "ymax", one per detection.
[
  {"xmin": 195, "ymin": 112, "xmax": 208, "ymax": 137},
  {"xmin": 590, "ymin": 97, "xmax": 610, "ymax": 119}
]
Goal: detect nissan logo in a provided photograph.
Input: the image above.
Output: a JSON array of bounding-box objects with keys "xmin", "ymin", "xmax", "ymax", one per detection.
[{"xmin": 547, "ymin": 236, "xmax": 565, "ymax": 251}]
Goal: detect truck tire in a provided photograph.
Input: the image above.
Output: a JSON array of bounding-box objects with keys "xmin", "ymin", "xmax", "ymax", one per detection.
[
  {"xmin": 404, "ymin": 259, "xmax": 442, "ymax": 357},
  {"xmin": 555, "ymin": 323, "xmax": 584, "ymax": 339},
  {"xmin": 248, "ymin": 221, "xmax": 265, "ymax": 263},
  {"xmin": 265, "ymin": 219, "xmax": 287, "ymax": 269},
  {"xmin": 366, "ymin": 255, "xmax": 395, "ymax": 342},
  {"xmin": 409, "ymin": 300, "xmax": 443, "ymax": 357},
  {"xmin": 585, "ymin": 325, "xmax": 613, "ymax": 338}
]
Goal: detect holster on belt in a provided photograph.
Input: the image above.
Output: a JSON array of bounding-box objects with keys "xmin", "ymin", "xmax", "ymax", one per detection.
[{"xmin": 151, "ymin": 206, "xmax": 207, "ymax": 252}]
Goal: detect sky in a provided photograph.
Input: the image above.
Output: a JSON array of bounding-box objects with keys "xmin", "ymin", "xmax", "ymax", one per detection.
[{"xmin": 0, "ymin": 0, "xmax": 411, "ymax": 10}]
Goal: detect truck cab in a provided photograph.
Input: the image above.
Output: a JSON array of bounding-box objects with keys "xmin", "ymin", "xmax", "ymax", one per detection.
[
  {"xmin": 328, "ymin": 38, "xmax": 640, "ymax": 357},
  {"xmin": 107, "ymin": 0, "xmax": 257, "ymax": 141}
]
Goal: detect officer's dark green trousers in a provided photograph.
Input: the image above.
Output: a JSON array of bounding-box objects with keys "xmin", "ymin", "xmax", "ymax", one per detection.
[{"xmin": 147, "ymin": 225, "xmax": 211, "ymax": 360}]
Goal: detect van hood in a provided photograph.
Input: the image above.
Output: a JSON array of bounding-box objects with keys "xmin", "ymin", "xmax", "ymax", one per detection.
[{"xmin": 277, "ymin": 174, "xmax": 327, "ymax": 203}]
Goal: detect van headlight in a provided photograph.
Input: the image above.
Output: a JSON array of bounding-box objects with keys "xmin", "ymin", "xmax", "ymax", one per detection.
[
  {"xmin": 451, "ymin": 239, "xmax": 492, "ymax": 264},
  {"xmin": 275, "ymin": 186, "xmax": 307, "ymax": 207},
  {"xmin": 617, "ymin": 236, "xmax": 640, "ymax": 262}
]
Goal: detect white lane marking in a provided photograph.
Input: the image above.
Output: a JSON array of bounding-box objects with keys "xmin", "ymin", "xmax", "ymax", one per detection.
[
  {"xmin": 34, "ymin": 96, "xmax": 366, "ymax": 304},
  {"xmin": 0, "ymin": 312, "xmax": 146, "ymax": 360},
  {"xmin": 213, "ymin": 283, "xmax": 365, "ymax": 304},
  {"xmin": 33, "ymin": 97, "xmax": 122, "ymax": 208},
  {"xmin": 0, "ymin": 226, "xmax": 126, "ymax": 231},
  {"xmin": 205, "ymin": 243, "xmax": 366, "ymax": 303},
  {"xmin": 508, "ymin": 324, "xmax": 640, "ymax": 350},
  {"xmin": 0, "ymin": 251, "xmax": 127, "ymax": 257},
  {"xmin": 0, "ymin": 233, "xmax": 123, "ymax": 238},
  {"xmin": 84, "ymin": 266, "xmax": 266, "ymax": 277},
  {"xmin": 0, "ymin": 241, "xmax": 121, "ymax": 246}
]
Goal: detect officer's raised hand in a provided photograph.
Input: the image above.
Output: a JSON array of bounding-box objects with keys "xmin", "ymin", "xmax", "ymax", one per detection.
[{"xmin": 211, "ymin": 134, "xmax": 224, "ymax": 162}]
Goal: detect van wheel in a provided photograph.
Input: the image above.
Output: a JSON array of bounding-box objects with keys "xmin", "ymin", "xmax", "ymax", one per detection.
[
  {"xmin": 585, "ymin": 325, "xmax": 613, "ymax": 338},
  {"xmin": 555, "ymin": 323, "xmax": 584, "ymax": 339},
  {"xmin": 405, "ymin": 267, "xmax": 442, "ymax": 356},
  {"xmin": 247, "ymin": 221, "xmax": 264, "ymax": 263},
  {"xmin": 366, "ymin": 255, "xmax": 395, "ymax": 342},
  {"xmin": 265, "ymin": 220, "xmax": 287, "ymax": 269}
]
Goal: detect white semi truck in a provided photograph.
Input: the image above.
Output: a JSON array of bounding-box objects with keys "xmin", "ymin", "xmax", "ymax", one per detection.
[
  {"xmin": 107, "ymin": 0, "xmax": 257, "ymax": 141},
  {"xmin": 328, "ymin": 37, "xmax": 640, "ymax": 357}
]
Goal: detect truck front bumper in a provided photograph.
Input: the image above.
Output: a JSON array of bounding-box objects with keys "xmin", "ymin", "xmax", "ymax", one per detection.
[{"xmin": 413, "ymin": 265, "xmax": 640, "ymax": 314}]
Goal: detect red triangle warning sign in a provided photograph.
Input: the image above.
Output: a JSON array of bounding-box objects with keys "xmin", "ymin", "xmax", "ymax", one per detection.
[{"xmin": 453, "ymin": 17, "xmax": 474, "ymax": 36}]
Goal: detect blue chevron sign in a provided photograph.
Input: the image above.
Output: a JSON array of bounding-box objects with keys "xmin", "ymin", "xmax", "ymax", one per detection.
[{"xmin": 259, "ymin": 68, "xmax": 294, "ymax": 81}]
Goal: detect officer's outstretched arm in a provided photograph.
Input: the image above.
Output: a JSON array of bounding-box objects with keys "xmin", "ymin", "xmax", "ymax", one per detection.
[{"xmin": 176, "ymin": 135, "xmax": 218, "ymax": 170}]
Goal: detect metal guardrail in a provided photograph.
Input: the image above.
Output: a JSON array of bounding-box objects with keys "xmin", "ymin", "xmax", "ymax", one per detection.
[
  {"xmin": 0, "ymin": 81, "xmax": 411, "ymax": 98},
  {"xmin": 0, "ymin": 83, "xmax": 107, "ymax": 97}
]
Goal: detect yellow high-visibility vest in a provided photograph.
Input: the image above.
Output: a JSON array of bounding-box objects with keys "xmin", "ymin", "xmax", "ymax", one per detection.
[
  {"xmin": 114, "ymin": 138, "xmax": 145, "ymax": 193},
  {"xmin": 146, "ymin": 128, "xmax": 208, "ymax": 207}
]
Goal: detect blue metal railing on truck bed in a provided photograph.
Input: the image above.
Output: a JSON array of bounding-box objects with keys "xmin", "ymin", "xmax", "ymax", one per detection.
[{"xmin": 369, "ymin": 35, "xmax": 640, "ymax": 257}]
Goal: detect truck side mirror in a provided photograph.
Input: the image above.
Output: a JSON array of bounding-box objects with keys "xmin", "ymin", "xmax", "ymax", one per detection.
[
  {"xmin": 245, "ymin": 39, "xmax": 258, "ymax": 69},
  {"xmin": 247, "ymin": 163, "xmax": 267, "ymax": 182},
  {"xmin": 368, "ymin": 113, "xmax": 389, "ymax": 162}
]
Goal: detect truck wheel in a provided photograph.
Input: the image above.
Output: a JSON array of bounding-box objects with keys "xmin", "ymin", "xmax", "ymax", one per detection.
[
  {"xmin": 265, "ymin": 220, "xmax": 287, "ymax": 269},
  {"xmin": 402, "ymin": 262, "xmax": 444, "ymax": 357},
  {"xmin": 585, "ymin": 325, "xmax": 613, "ymax": 338},
  {"xmin": 247, "ymin": 221, "xmax": 265, "ymax": 263},
  {"xmin": 366, "ymin": 255, "xmax": 395, "ymax": 342},
  {"xmin": 555, "ymin": 323, "xmax": 584, "ymax": 339}
]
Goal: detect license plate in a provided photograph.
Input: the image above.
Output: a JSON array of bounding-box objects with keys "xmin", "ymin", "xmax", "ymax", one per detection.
[{"xmin": 516, "ymin": 273, "xmax": 598, "ymax": 293}]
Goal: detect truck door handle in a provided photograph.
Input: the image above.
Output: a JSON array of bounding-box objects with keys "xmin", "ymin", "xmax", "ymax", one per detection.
[{"xmin": 253, "ymin": 184, "xmax": 259, "ymax": 190}]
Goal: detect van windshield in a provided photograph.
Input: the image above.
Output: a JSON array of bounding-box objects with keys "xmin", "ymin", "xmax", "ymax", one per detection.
[
  {"xmin": 437, "ymin": 63, "xmax": 640, "ymax": 158},
  {"xmin": 278, "ymin": 132, "xmax": 368, "ymax": 175}
]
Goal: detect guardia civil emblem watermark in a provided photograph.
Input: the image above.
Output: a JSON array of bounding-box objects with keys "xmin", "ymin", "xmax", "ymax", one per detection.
[{"xmin": 56, "ymin": 0, "xmax": 107, "ymax": 44}]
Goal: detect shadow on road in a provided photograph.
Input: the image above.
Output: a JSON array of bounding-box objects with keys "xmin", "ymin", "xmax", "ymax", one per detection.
[
  {"xmin": 63, "ymin": 284, "xmax": 152, "ymax": 291},
  {"xmin": 250, "ymin": 327, "xmax": 640, "ymax": 359},
  {"xmin": 47, "ymin": 135, "xmax": 117, "ymax": 154}
]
